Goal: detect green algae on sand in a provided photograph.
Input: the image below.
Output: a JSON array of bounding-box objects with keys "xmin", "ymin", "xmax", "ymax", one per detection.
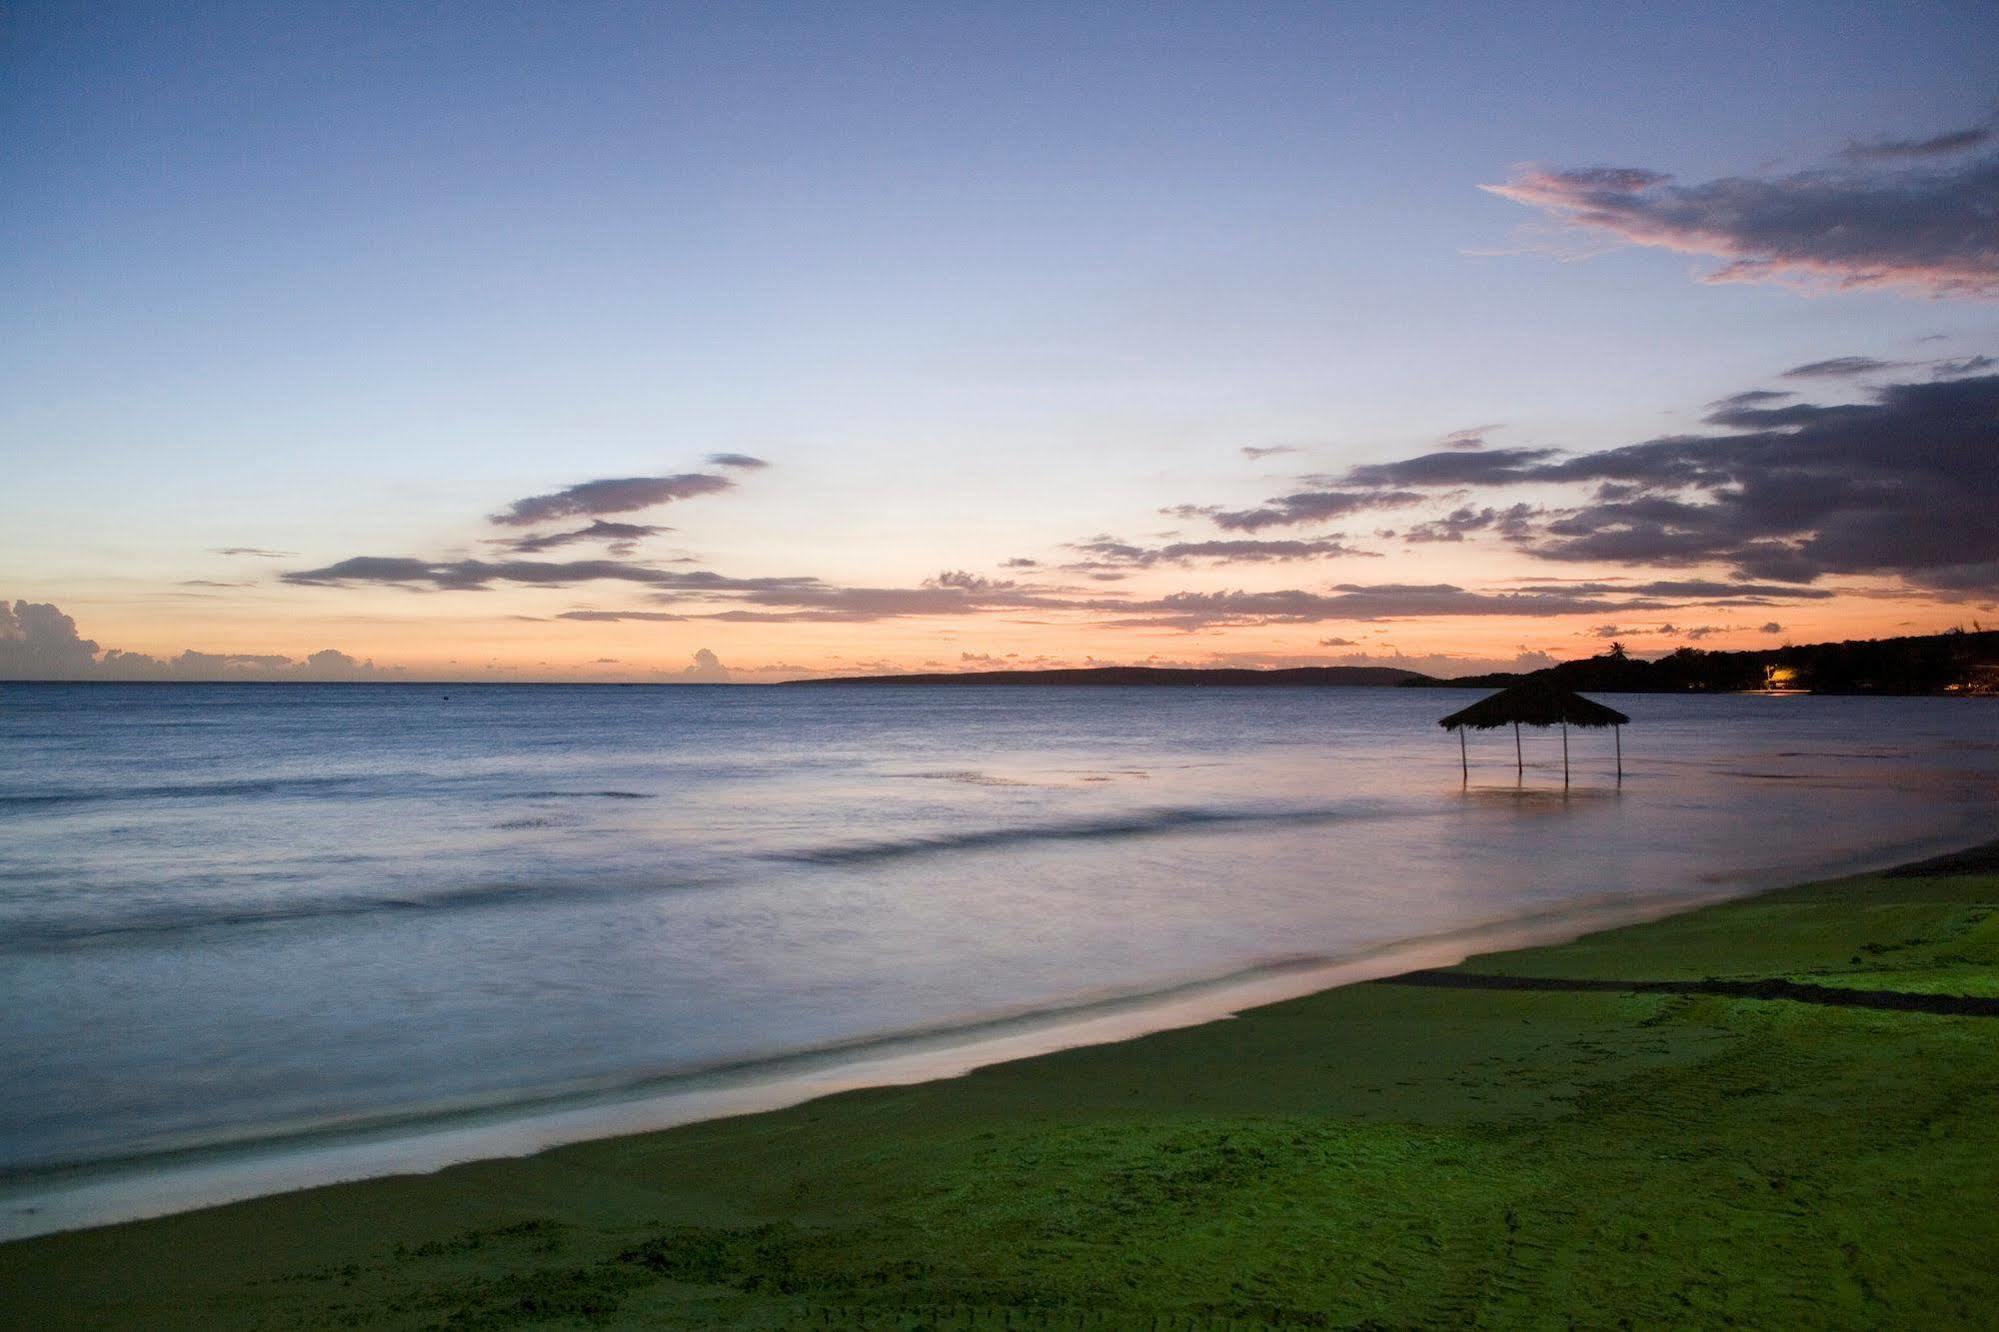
[{"xmin": 4, "ymin": 849, "xmax": 1997, "ymax": 1330}]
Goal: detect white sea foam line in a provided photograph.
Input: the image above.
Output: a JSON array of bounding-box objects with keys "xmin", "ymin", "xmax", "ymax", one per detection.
[{"xmin": 0, "ymin": 885, "xmax": 1752, "ymax": 1244}]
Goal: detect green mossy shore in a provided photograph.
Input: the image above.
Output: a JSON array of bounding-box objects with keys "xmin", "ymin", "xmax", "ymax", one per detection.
[{"xmin": 6, "ymin": 849, "xmax": 1997, "ymax": 1330}]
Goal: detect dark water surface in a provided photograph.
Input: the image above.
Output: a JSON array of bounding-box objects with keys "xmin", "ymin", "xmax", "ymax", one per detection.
[{"xmin": 3, "ymin": 683, "xmax": 1994, "ymax": 1184}]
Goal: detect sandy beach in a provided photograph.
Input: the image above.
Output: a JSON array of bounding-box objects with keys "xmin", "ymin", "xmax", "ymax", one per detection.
[{"xmin": 4, "ymin": 840, "xmax": 1994, "ymax": 1329}]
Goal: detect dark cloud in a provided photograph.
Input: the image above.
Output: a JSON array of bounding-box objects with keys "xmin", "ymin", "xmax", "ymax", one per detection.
[
  {"xmin": 1760, "ymin": 622, "xmax": 1785, "ymax": 633},
  {"xmin": 0, "ymin": 600, "xmax": 390, "ymax": 681},
  {"xmin": 540, "ymin": 571, "xmax": 1752, "ymax": 631},
  {"xmin": 1240, "ymin": 445, "xmax": 1298, "ymax": 460},
  {"xmin": 213, "ymin": 547, "xmax": 295, "ymax": 558},
  {"xmin": 287, "ymin": 551, "xmax": 1069, "ymax": 624},
  {"xmin": 1204, "ymin": 372, "xmax": 1996, "ymax": 594},
  {"xmin": 1591, "ymin": 620, "xmax": 1727, "ymax": 641},
  {"xmin": 1402, "ymin": 504, "xmax": 1538, "ymax": 544},
  {"xmin": 1199, "ymin": 489, "xmax": 1426, "ymax": 532},
  {"xmin": 706, "ymin": 453, "xmax": 769, "ymax": 470},
  {"xmin": 1507, "ymin": 579, "xmax": 1834, "ymax": 602},
  {"xmin": 1097, "ymin": 583, "xmax": 1647, "ymax": 631},
  {"xmin": 302, "ymin": 374, "xmax": 1996, "ymax": 638},
  {"xmin": 1001, "ymin": 558, "xmax": 1041, "ymax": 569},
  {"xmin": 724, "ymin": 581, "xmax": 1046, "ymax": 621},
  {"xmin": 492, "ymin": 520, "xmax": 671, "ymax": 556},
  {"xmin": 1781, "ymin": 356, "xmax": 1903, "ymax": 379},
  {"xmin": 555, "ymin": 610, "xmax": 689, "ymax": 622},
  {"xmin": 926, "ymin": 570, "xmax": 1016, "ymax": 592},
  {"xmin": 491, "ymin": 473, "xmax": 733, "ymax": 527},
  {"xmin": 282, "ymin": 556, "xmax": 817, "ymax": 594},
  {"xmin": 1066, "ymin": 534, "xmax": 1373, "ymax": 568},
  {"xmin": 1343, "ymin": 448, "xmax": 1560, "ymax": 489},
  {"xmin": 1707, "ymin": 389, "xmax": 1792, "ymax": 411},
  {"xmin": 1440, "ymin": 424, "xmax": 1503, "ymax": 450},
  {"xmin": 1516, "ymin": 374, "xmax": 1999, "ymax": 588},
  {"xmin": 1485, "ymin": 147, "xmax": 1999, "ymax": 297},
  {"xmin": 1934, "ymin": 354, "xmax": 1995, "ymax": 378},
  {"xmin": 1842, "ymin": 125, "xmax": 1992, "ymax": 161}
]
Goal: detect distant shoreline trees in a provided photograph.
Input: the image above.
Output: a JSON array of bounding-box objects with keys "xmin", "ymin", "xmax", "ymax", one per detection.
[{"xmin": 1408, "ymin": 627, "xmax": 1999, "ymax": 696}]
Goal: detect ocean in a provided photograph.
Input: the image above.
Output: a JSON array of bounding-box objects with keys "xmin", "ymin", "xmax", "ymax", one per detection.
[{"xmin": 2, "ymin": 682, "xmax": 1994, "ymax": 1235}]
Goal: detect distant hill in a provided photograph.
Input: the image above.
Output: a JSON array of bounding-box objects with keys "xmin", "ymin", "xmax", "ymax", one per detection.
[
  {"xmin": 782, "ymin": 665, "xmax": 1430, "ymax": 687},
  {"xmin": 1403, "ymin": 627, "xmax": 1999, "ymax": 696}
]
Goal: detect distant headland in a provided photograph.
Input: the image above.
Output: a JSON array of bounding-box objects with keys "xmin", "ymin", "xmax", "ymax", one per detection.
[
  {"xmin": 783, "ymin": 627, "xmax": 1999, "ymax": 695},
  {"xmin": 781, "ymin": 665, "xmax": 1426, "ymax": 687}
]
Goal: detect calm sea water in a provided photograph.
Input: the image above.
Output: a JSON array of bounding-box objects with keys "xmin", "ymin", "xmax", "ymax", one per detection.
[{"xmin": 2, "ymin": 683, "xmax": 1994, "ymax": 1189}]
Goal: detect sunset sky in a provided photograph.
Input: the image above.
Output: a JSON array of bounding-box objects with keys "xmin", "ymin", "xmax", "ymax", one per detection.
[{"xmin": 5, "ymin": 2, "xmax": 1996, "ymax": 681}]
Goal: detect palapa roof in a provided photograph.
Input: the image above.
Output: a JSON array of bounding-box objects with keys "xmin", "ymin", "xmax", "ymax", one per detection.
[{"xmin": 1438, "ymin": 679, "xmax": 1631, "ymax": 731}]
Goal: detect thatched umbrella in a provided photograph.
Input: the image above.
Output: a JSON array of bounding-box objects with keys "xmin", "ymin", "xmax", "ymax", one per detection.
[{"xmin": 1438, "ymin": 680, "xmax": 1631, "ymax": 785}]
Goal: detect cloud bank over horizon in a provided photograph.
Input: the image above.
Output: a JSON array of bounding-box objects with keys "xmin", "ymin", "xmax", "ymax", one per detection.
[{"xmin": 0, "ymin": 601, "xmax": 393, "ymax": 681}]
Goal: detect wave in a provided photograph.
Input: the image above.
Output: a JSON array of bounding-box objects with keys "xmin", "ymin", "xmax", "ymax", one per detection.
[
  {"xmin": 0, "ymin": 774, "xmax": 372, "ymax": 811},
  {"xmin": 0, "ymin": 778, "xmax": 659, "ymax": 813},
  {"xmin": 502, "ymin": 790, "xmax": 654, "ymax": 800},
  {"xmin": 0, "ymin": 952, "xmax": 1345, "ymax": 1182},
  {"xmin": 1, "ymin": 801, "xmax": 1378, "ymax": 951},
  {"xmin": 0, "ymin": 873, "xmax": 723, "ymax": 952},
  {"xmin": 768, "ymin": 803, "xmax": 1368, "ymax": 866}
]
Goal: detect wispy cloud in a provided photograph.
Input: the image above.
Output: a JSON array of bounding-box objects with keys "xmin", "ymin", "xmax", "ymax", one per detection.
[
  {"xmin": 1095, "ymin": 584, "xmax": 1653, "ymax": 631},
  {"xmin": 282, "ymin": 556, "xmax": 820, "ymax": 594},
  {"xmin": 556, "ymin": 610, "xmax": 689, "ymax": 622},
  {"xmin": 1841, "ymin": 124, "xmax": 1992, "ymax": 161},
  {"xmin": 1780, "ymin": 356, "xmax": 1903, "ymax": 379},
  {"xmin": 1484, "ymin": 138, "xmax": 1999, "ymax": 298},
  {"xmin": 491, "ymin": 520, "xmax": 671, "ymax": 556},
  {"xmin": 1935, "ymin": 354, "xmax": 1995, "ymax": 378},
  {"xmin": 1171, "ymin": 489, "xmax": 1426, "ymax": 532},
  {"xmin": 1065, "ymin": 534, "xmax": 1375, "ymax": 569},
  {"xmin": 1439, "ymin": 424, "xmax": 1504, "ymax": 450},
  {"xmin": 491, "ymin": 473, "xmax": 734, "ymax": 527},
  {"xmin": 1706, "ymin": 389, "xmax": 1792, "ymax": 411}
]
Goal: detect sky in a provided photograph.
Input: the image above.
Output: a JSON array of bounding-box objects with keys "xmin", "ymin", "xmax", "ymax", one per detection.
[{"xmin": 4, "ymin": 1, "xmax": 1996, "ymax": 681}]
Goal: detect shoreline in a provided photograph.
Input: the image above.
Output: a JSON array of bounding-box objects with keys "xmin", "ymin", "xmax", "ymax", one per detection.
[
  {"xmin": 0, "ymin": 823, "xmax": 1972, "ymax": 1245},
  {"xmin": 4, "ymin": 832, "xmax": 1995, "ymax": 1327}
]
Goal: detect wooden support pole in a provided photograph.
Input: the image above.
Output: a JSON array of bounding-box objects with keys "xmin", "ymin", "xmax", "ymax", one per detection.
[
  {"xmin": 1615, "ymin": 724, "xmax": 1622, "ymax": 781},
  {"xmin": 1561, "ymin": 718, "xmax": 1570, "ymax": 787},
  {"xmin": 1514, "ymin": 722, "xmax": 1522, "ymax": 778},
  {"xmin": 1459, "ymin": 727, "xmax": 1468, "ymax": 783}
]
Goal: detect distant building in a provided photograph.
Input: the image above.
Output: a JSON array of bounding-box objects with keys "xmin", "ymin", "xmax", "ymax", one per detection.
[
  {"xmin": 1947, "ymin": 663, "xmax": 1999, "ymax": 696},
  {"xmin": 1762, "ymin": 664, "xmax": 1803, "ymax": 692}
]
